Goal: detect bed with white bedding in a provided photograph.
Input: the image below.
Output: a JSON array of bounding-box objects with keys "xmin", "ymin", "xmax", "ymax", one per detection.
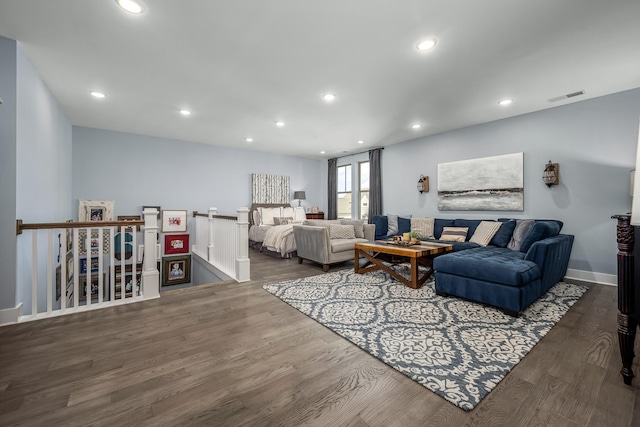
[{"xmin": 248, "ymin": 204, "xmax": 307, "ymax": 258}]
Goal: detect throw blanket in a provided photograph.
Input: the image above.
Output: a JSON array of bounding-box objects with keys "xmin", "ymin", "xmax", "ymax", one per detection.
[{"xmin": 263, "ymin": 224, "xmax": 295, "ymax": 256}]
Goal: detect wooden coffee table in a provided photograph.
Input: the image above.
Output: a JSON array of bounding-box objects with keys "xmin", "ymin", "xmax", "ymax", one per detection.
[{"xmin": 354, "ymin": 241, "xmax": 454, "ymax": 289}]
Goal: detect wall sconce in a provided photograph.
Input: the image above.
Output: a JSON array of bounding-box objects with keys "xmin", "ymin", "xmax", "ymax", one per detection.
[
  {"xmin": 293, "ymin": 191, "xmax": 306, "ymax": 207},
  {"xmin": 417, "ymin": 175, "xmax": 429, "ymax": 193},
  {"xmin": 542, "ymin": 161, "xmax": 559, "ymax": 187}
]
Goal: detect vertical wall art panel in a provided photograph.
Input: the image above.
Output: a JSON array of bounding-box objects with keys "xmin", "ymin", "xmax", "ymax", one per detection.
[
  {"xmin": 251, "ymin": 174, "xmax": 291, "ymax": 204},
  {"xmin": 438, "ymin": 152, "xmax": 524, "ymax": 211}
]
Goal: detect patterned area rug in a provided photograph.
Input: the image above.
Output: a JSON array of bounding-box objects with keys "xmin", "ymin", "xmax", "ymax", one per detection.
[{"xmin": 263, "ymin": 267, "xmax": 587, "ymax": 411}]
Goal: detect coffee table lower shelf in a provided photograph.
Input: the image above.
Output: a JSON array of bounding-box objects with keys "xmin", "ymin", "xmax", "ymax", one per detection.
[{"xmin": 354, "ymin": 241, "xmax": 454, "ymax": 289}]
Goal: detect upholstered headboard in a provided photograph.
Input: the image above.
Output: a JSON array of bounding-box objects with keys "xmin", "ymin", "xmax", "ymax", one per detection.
[{"xmin": 249, "ymin": 203, "xmax": 306, "ymax": 226}]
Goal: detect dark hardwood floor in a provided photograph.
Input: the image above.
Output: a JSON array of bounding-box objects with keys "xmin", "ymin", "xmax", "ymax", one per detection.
[{"xmin": 1, "ymin": 249, "xmax": 639, "ymax": 426}]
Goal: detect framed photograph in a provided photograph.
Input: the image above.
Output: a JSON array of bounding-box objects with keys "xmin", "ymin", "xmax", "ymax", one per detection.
[
  {"xmin": 114, "ymin": 231, "xmax": 133, "ymax": 260},
  {"xmin": 117, "ymin": 215, "xmax": 141, "ymax": 231},
  {"xmin": 65, "ymin": 220, "xmax": 73, "ymax": 252},
  {"xmin": 79, "ymin": 273, "xmax": 106, "ymax": 301},
  {"xmin": 164, "ymin": 234, "xmax": 190, "ymax": 255},
  {"xmin": 312, "ymin": 206, "xmax": 319, "ymax": 213},
  {"xmin": 78, "ymin": 230, "xmax": 110, "ymax": 255},
  {"xmin": 162, "ymin": 255, "xmax": 191, "ymax": 286},
  {"xmin": 78, "ymin": 200, "xmax": 115, "ymax": 222},
  {"xmin": 161, "ymin": 210, "xmax": 188, "ymax": 233},
  {"xmin": 79, "ymin": 256, "xmax": 100, "ymax": 274}
]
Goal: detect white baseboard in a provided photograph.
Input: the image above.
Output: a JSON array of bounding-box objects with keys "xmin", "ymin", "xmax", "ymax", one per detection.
[
  {"xmin": 0, "ymin": 303, "xmax": 22, "ymax": 326},
  {"xmin": 565, "ymin": 268, "xmax": 617, "ymax": 286}
]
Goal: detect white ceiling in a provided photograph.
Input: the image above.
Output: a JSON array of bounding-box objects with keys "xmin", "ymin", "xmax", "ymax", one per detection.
[{"xmin": 1, "ymin": 0, "xmax": 639, "ymax": 160}]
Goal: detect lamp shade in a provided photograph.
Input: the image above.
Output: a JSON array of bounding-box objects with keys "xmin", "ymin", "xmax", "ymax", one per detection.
[{"xmin": 293, "ymin": 191, "xmax": 306, "ymax": 200}]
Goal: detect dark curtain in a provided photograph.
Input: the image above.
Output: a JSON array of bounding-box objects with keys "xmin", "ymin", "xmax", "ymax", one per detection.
[
  {"xmin": 327, "ymin": 158, "xmax": 338, "ymax": 220},
  {"xmin": 368, "ymin": 148, "xmax": 382, "ymax": 223}
]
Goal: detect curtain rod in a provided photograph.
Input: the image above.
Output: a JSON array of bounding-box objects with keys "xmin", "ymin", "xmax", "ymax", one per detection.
[{"xmin": 333, "ymin": 147, "xmax": 384, "ymax": 160}]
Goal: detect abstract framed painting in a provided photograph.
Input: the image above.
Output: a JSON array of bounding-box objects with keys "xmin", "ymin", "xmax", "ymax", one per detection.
[{"xmin": 437, "ymin": 153, "xmax": 524, "ymax": 211}]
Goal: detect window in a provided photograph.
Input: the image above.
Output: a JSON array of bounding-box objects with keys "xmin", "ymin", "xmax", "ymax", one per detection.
[
  {"xmin": 336, "ymin": 161, "xmax": 369, "ymax": 219},
  {"xmin": 337, "ymin": 164, "xmax": 351, "ymax": 218},
  {"xmin": 359, "ymin": 161, "xmax": 369, "ymax": 220}
]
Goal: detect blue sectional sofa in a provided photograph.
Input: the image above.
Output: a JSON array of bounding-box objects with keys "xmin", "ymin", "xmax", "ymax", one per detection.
[{"xmin": 372, "ymin": 215, "xmax": 574, "ymax": 316}]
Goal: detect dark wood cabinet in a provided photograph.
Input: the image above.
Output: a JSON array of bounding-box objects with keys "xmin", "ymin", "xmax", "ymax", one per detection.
[{"xmin": 306, "ymin": 212, "xmax": 325, "ymax": 220}]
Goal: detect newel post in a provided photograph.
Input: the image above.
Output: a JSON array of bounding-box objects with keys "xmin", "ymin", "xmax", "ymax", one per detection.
[
  {"xmin": 208, "ymin": 207, "xmax": 217, "ymax": 262},
  {"xmin": 142, "ymin": 208, "xmax": 160, "ymax": 299},
  {"xmin": 235, "ymin": 207, "xmax": 250, "ymax": 282}
]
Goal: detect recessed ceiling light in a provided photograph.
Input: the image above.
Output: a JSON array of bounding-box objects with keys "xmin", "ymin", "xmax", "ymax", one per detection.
[
  {"xmin": 411, "ymin": 123, "xmax": 422, "ymax": 129},
  {"xmin": 245, "ymin": 138, "xmax": 253, "ymax": 143},
  {"xmin": 90, "ymin": 91, "xmax": 106, "ymax": 99},
  {"xmin": 179, "ymin": 109, "xmax": 191, "ymax": 116},
  {"xmin": 116, "ymin": 0, "xmax": 144, "ymax": 14},
  {"xmin": 320, "ymin": 151, "xmax": 326, "ymax": 154},
  {"xmin": 416, "ymin": 38, "xmax": 437, "ymax": 51},
  {"xmin": 357, "ymin": 140, "xmax": 364, "ymax": 144},
  {"xmin": 499, "ymin": 99, "xmax": 513, "ymax": 106},
  {"xmin": 275, "ymin": 121, "xmax": 285, "ymax": 127},
  {"xmin": 323, "ymin": 93, "xmax": 336, "ymax": 102}
]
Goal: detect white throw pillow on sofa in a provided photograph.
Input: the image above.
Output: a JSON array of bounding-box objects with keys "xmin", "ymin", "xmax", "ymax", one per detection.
[
  {"xmin": 330, "ymin": 224, "xmax": 356, "ymax": 239},
  {"xmin": 469, "ymin": 221, "xmax": 502, "ymax": 246},
  {"xmin": 411, "ymin": 217, "xmax": 435, "ymax": 239}
]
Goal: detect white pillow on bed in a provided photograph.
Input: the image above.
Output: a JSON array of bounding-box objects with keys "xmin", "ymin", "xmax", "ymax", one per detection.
[
  {"xmin": 258, "ymin": 207, "xmax": 282, "ymax": 225},
  {"xmin": 282, "ymin": 207, "xmax": 295, "ymax": 218}
]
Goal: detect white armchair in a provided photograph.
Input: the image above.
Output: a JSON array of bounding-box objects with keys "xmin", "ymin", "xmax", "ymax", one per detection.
[{"xmin": 293, "ymin": 219, "xmax": 375, "ymax": 272}]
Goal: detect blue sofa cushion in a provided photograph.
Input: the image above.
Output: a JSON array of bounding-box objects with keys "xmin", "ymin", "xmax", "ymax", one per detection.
[
  {"xmin": 434, "ymin": 247, "xmax": 540, "ymax": 287},
  {"xmin": 372, "ymin": 215, "xmax": 388, "ymax": 240},
  {"xmin": 490, "ymin": 219, "xmax": 517, "ymax": 247},
  {"xmin": 454, "ymin": 219, "xmax": 482, "ymax": 240},
  {"xmin": 398, "ymin": 216, "xmax": 412, "ymax": 234},
  {"xmin": 520, "ymin": 221, "xmax": 562, "ymax": 253},
  {"xmin": 434, "ymin": 219, "xmax": 455, "ymax": 239}
]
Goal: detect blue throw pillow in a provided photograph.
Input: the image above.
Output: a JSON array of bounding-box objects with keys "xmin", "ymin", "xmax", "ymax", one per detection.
[
  {"xmin": 398, "ymin": 216, "xmax": 411, "ymax": 234},
  {"xmin": 372, "ymin": 215, "xmax": 388, "ymax": 240},
  {"xmin": 454, "ymin": 219, "xmax": 482, "ymax": 240},
  {"xmin": 519, "ymin": 221, "xmax": 559, "ymax": 252},
  {"xmin": 490, "ymin": 219, "xmax": 517, "ymax": 247}
]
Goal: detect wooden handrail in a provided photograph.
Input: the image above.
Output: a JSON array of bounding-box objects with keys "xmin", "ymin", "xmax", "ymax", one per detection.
[
  {"xmin": 16, "ymin": 219, "xmax": 145, "ymax": 235},
  {"xmin": 192, "ymin": 211, "xmax": 238, "ymax": 221}
]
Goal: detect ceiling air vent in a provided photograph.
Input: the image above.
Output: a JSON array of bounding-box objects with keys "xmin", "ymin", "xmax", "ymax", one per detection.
[{"xmin": 548, "ymin": 90, "xmax": 585, "ymax": 103}]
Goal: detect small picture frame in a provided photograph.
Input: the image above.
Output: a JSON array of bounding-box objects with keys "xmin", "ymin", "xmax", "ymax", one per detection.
[
  {"xmin": 117, "ymin": 215, "xmax": 141, "ymax": 231},
  {"xmin": 114, "ymin": 232, "xmax": 133, "ymax": 261},
  {"xmin": 78, "ymin": 200, "xmax": 115, "ymax": 222},
  {"xmin": 162, "ymin": 210, "xmax": 188, "ymax": 233},
  {"xmin": 79, "ymin": 273, "xmax": 106, "ymax": 301},
  {"xmin": 164, "ymin": 234, "xmax": 190, "ymax": 255},
  {"xmin": 312, "ymin": 206, "xmax": 319, "ymax": 213},
  {"xmin": 162, "ymin": 255, "xmax": 191, "ymax": 286},
  {"xmin": 78, "ymin": 230, "xmax": 110, "ymax": 255},
  {"xmin": 79, "ymin": 256, "xmax": 100, "ymax": 274}
]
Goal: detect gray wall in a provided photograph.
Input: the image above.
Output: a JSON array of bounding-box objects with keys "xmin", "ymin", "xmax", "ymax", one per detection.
[
  {"xmin": 0, "ymin": 37, "xmax": 17, "ymax": 311},
  {"xmin": 72, "ymin": 127, "xmax": 326, "ymax": 217},
  {"xmin": 14, "ymin": 43, "xmax": 72, "ymax": 313},
  {"xmin": 380, "ymin": 88, "xmax": 640, "ymax": 278},
  {"xmin": 72, "ymin": 127, "xmax": 326, "ymax": 285}
]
